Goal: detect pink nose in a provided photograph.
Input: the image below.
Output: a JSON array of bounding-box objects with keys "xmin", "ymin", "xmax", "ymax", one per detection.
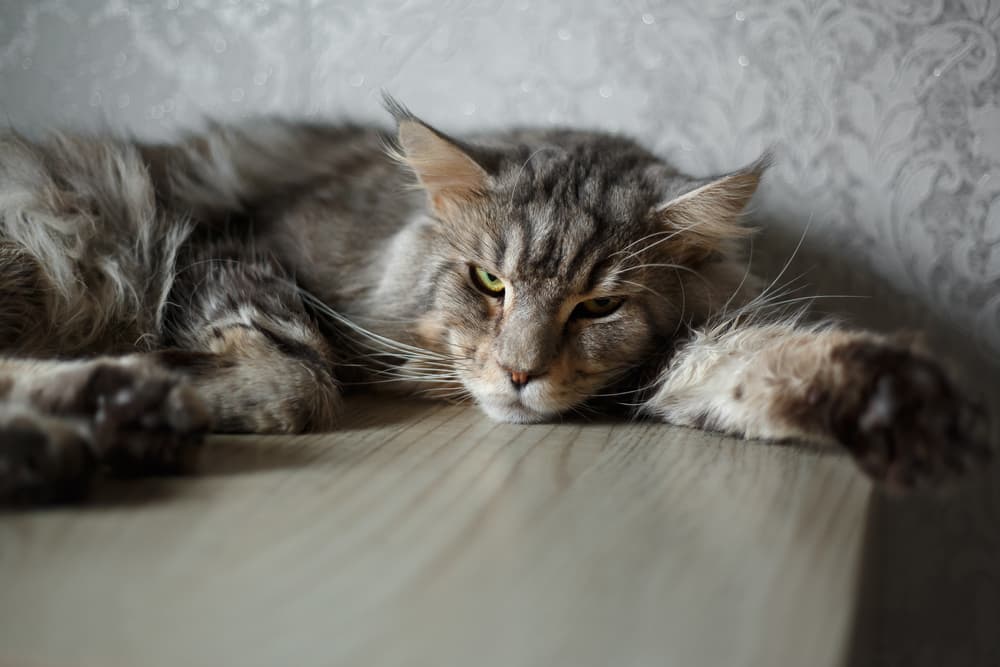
[{"xmin": 509, "ymin": 370, "xmax": 531, "ymax": 388}]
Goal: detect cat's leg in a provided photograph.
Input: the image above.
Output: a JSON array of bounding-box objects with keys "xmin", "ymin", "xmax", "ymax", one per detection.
[
  {"xmin": 0, "ymin": 356, "xmax": 209, "ymax": 502},
  {"xmin": 642, "ymin": 322, "xmax": 990, "ymax": 489},
  {"xmin": 0, "ymin": 253, "xmax": 340, "ymax": 501},
  {"xmin": 161, "ymin": 245, "xmax": 341, "ymax": 434},
  {"xmin": 0, "ymin": 296, "xmax": 339, "ymax": 502}
]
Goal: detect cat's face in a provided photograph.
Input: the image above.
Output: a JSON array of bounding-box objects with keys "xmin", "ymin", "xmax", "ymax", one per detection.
[{"xmin": 390, "ymin": 102, "xmax": 762, "ymax": 422}]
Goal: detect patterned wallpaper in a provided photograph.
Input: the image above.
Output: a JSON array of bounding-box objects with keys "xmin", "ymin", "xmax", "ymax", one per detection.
[
  {"xmin": 2, "ymin": 0, "xmax": 999, "ymax": 371},
  {"xmin": 2, "ymin": 2, "xmax": 1000, "ymax": 664}
]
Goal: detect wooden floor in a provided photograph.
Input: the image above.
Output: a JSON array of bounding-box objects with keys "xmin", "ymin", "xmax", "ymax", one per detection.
[{"xmin": 0, "ymin": 397, "xmax": 874, "ymax": 666}]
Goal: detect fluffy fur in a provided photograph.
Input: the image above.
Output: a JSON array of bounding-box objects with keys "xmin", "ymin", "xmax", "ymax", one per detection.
[{"xmin": 0, "ymin": 99, "xmax": 989, "ymax": 502}]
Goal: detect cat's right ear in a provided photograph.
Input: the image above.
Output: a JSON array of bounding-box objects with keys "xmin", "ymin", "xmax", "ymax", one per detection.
[
  {"xmin": 383, "ymin": 94, "xmax": 491, "ymax": 217},
  {"xmin": 651, "ymin": 154, "xmax": 771, "ymax": 264}
]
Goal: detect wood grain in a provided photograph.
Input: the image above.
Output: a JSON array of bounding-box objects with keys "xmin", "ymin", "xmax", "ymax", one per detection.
[{"xmin": 0, "ymin": 397, "xmax": 871, "ymax": 667}]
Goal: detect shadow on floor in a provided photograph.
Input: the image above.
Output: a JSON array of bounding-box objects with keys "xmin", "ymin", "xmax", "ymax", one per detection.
[{"xmin": 751, "ymin": 216, "xmax": 1000, "ymax": 667}]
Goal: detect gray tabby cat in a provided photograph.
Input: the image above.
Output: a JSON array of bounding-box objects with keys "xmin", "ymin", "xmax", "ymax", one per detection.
[{"xmin": 0, "ymin": 98, "xmax": 988, "ymax": 502}]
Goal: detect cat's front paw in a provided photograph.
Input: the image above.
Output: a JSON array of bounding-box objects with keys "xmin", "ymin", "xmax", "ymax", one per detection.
[
  {"xmin": 829, "ymin": 341, "xmax": 991, "ymax": 491},
  {"xmin": 0, "ymin": 361, "xmax": 211, "ymax": 504},
  {"xmin": 85, "ymin": 361, "xmax": 211, "ymax": 476},
  {"xmin": 0, "ymin": 407, "xmax": 96, "ymax": 504}
]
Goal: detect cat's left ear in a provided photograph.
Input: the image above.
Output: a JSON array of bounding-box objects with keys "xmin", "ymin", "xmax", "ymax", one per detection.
[
  {"xmin": 383, "ymin": 94, "xmax": 492, "ymax": 217},
  {"xmin": 652, "ymin": 154, "xmax": 770, "ymax": 263}
]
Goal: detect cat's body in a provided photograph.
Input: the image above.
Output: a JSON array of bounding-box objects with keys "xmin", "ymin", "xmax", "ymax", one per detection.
[{"xmin": 0, "ymin": 101, "xmax": 988, "ymax": 501}]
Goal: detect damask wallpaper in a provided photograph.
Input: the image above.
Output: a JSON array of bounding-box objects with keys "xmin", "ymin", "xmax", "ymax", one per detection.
[
  {"xmin": 2, "ymin": 0, "xmax": 998, "ymax": 373},
  {"xmin": 2, "ymin": 1, "xmax": 999, "ymax": 664}
]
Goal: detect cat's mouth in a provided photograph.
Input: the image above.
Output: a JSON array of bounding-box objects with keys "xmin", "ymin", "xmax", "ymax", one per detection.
[
  {"xmin": 460, "ymin": 355, "xmax": 574, "ymax": 423},
  {"xmin": 476, "ymin": 395, "xmax": 552, "ymax": 424}
]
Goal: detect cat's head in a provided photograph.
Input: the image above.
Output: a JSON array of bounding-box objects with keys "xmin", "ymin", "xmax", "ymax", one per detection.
[{"xmin": 386, "ymin": 98, "xmax": 766, "ymax": 423}]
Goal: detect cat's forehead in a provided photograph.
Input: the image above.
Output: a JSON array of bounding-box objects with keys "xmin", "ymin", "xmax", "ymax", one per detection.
[
  {"xmin": 489, "ymin": 157, "xmax": 658, "ymax": 282},
  {"xmin": 495, "ymin": 140, "xmax": 660, "ymax": 212},
  {"xmin": 439, "ymin": 131, "xmax": 678, "ymax": 290},
  {"xmin": 477, "ymin": 195, "xmax": 645, "ymax": 296}
]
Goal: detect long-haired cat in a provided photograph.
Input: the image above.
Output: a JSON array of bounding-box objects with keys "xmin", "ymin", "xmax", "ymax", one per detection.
[{"xmin": 0, "ymin": 97, "xmax": 989, "ymax": 502}]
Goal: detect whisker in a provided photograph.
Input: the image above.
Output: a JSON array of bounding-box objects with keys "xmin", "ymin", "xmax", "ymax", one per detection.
[
  {"xmin": 719, "ymin": 233, "xmax": 756, "ymax": 317},
  {"xmin": 302, "ymin": 293, "xmax": 455, "ymax": 362},
  {"xmin": 618, "ymin": 279, "xmax": 674, "ymax": 307},
  {"xmin": 611, "ymin": 219, "xmax": 715, "ymax": 265}
]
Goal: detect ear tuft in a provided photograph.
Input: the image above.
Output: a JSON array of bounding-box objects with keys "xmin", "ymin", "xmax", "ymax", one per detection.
[
  {"xmin": 653, "ymin": 155, "xmax": 770, "ymax": 263},
  {"xmin": 382, "ymin": 94, "xmax": 490, "ymax": 215},
  {"xmin": 381, "ymin": 91, "xmax": 416, "ymax": 124}
]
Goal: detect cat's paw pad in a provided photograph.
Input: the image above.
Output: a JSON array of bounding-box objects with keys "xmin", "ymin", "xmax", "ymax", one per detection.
[
  {"xmin": 831, "ymin": 342, "xmax": 991, "ymax": 491},
  {"xmin": 85, "ymin": 362, "xmax": 211, "ymax": 476},
  {"xmin": 0, "ymin": 408, "xmax": 96, "ymax": 504}
]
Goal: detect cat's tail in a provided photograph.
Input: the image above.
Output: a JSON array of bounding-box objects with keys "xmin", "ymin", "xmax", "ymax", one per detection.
[{"xmin": 0, "ymin": 130, "xmax": 191, "ymax": 353}]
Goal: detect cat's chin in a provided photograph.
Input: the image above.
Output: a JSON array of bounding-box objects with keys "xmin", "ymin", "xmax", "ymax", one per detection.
[{"xmin": 477, "ymin": 399, "xmax": 552, "ymax": 424}]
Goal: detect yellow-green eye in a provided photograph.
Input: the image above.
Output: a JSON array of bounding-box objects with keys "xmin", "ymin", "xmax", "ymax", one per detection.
[
  {"xmin": 573, "ymin": 296, "xmax": 625, "ymax": 318},
  {"xmin": 471, "ymin": 266, "xmax": 505, "ymax": 296}
]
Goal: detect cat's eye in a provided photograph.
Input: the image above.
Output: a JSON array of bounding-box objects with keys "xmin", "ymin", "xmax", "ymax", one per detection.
[
  {"xmin": 572, "ymin": 296, "xmax": 625, "ymax": 319},
  {"xmin": 471, "ymin": 266, "xmax": 505, "ymax": 296}
]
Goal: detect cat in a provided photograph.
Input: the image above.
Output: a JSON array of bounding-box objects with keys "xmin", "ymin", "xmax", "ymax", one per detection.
[{"xmin": 0, "ymin": 96, "xmax": 989, "ymax": 502}]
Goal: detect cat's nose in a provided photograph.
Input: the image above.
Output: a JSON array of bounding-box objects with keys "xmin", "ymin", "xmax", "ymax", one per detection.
[
  {"xmin": 499, "ymin": 365, "xmax": 538, "ymax": 389},
  {"xmin": 509, "ymin": 370, "xmax": 532, "ymax": 388}
]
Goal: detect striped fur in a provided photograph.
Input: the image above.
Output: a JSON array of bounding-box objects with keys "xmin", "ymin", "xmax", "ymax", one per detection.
[{"xmin": 0, "ymin": 100, "xmax": 988, "ymax": 501}]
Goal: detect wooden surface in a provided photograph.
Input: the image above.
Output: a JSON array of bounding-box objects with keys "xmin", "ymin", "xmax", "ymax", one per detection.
[{"xmin": 0, "ymin": 397, "xmax": 871, "ymax": 667}]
